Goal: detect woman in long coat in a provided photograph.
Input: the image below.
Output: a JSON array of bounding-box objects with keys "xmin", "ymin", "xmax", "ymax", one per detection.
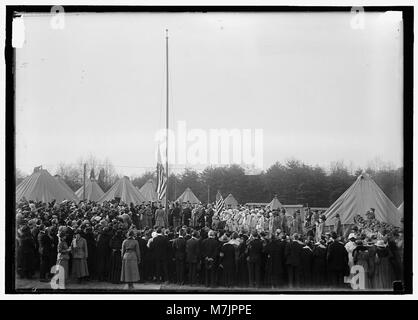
[
  {"xmin": 71, "ymin": 229, "xmax": 89, "ymax": 283},
  {"xmin": 121, "ymin": 230, "xmax": 141, "ymax": 289},
  {"xmin": 17, "ymin": 226, "xmax": 36, "ymax": 279},
  {"xmin": 108, "ymin": 229, "xmax": 124, "ymax": 283},
  {"xmin": 154, "ymin": 206, "xmax": 167, "ymax": 228},
  {"xmin": 56, "ymin": 231, "xmax": 71, "ymax": 283},
  {"xmin": 373, "ymin": 240, "xmax": 394, "ymax": 290},
  {"xmin": 353, "ymin": 239, "xmax": 371, "ymax": 289}
]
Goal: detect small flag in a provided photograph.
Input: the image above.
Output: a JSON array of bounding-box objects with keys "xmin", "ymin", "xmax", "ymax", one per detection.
[
  {"xmin": 215, "ymin": 190, "xmax": 225, "ymax": 215},
  {"xmin": 156, "ymin": 147, "xmax": 167, "ymax": 201}
]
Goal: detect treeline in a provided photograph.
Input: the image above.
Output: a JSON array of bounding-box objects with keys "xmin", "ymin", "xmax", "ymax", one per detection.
[{"xmin": 16, "ymin": 158, "xmax": 403, "ymax": 208}]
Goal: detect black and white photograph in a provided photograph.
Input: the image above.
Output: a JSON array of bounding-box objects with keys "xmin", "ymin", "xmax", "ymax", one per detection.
[{"xmin": 4, "ymin": 4, "xmax": 413, "ymax": 296}]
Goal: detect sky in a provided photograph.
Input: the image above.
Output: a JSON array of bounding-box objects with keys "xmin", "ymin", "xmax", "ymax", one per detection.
[{"xmin": 14, "ymin": 11, "xmax": 404, "ymax": 176}]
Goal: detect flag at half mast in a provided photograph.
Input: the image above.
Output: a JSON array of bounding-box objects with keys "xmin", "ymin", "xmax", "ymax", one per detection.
[
  {"xmin": 215, "ymin": 190, "xmax": 225, "ymax": 215},
  {"xmin": 156, "ymin": 147, "xmax": 167, "ymax": 201}
]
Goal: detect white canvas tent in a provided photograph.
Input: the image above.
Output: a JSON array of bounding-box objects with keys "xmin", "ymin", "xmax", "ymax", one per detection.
[
  {"xmin": 176, "ymin": 187, "xmax": 200, "ymax": 204},
  {"xmin": 267, "ymin": 195, "xmax": 283, "ymax": 210},
  {"xmin": 398, "ymin": 202, "xmax": 404, "ymax": 220},
  {"xmin": 324, "ymin": 173, "xmax": 401, "ymax": 227},
  {"xmin": 55, "ymin": 175, "xmax": 77, "ymax": 197},
  {"xmin": 139, "ymin": 179, "xmax": 158, "ymax": 202},
  {"xmin": 16, "ymin": 167, "xmax": 78, "ymax": 203},
  {"xmin": 76, "ymin": 179, "xmax": 105, "ymax": 202},
  {"xmin": 224, "ymin": 193, "xmax": 238, "ymax": 208},
  {"xmin": 98, "ymin": 176, "xmax": 147, "ymax": 205}
]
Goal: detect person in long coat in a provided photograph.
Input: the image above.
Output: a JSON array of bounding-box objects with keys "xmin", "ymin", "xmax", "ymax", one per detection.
[
  {"xmin": 220, "ymin": 239, "xmax": 236, "ymax": 287},
  {"xmin": 373, "ymin": 240, "xmax": 394, "ymax": 290},
  {"xmin": 312, "ymin": 239, "xmax": 327, "ymax": 287},
  {"xmin": 186, "ymin": 231, "xmax": 200, "ymax": 285},
  {"xmin": 38, "ymin": 225, "xmax": 53, "ymax": 282},
  {"xmin": 121, "ymin": 230, "xmax": 141, "ymax": 289},
  {"xmin": 264, "ymin": 233, "xmax": 286, "ymax": 288},
  {"xmin": 154, "ymin": 205, "xmax": 167, "ymax": 228},
  {"xmin": 300, "ymin": 241, "xmax": 313, "ymax": 288},
  {"xmin": 326, "ymin": 232, "xmax": 349, "ymax": 288},
  {"xmin": 353, "ymin": 239, "xmax": 371, "ymax": 289},
  {"xmin": 17, "ymin": 226, "xmax": 36, "ymax": 279},
  {"xmin": 83, "ymin": 227, "xmax": 96, "ymax": 280},
  {"xmin": 149, "ymin": 228, "xmax": 170, "ymax": 283},
  {"xmin": 56, "ymin": 231, "xmax": 71, "ymax": 284},
  {"xmin": 285, "ymin": 233, "xmax": 304, "ymax": 288},
  {"xmin": 201, "ymin": 230, "xmax": 219, "ymax": 287},
  {"xmin": 108, "ymin": 229, "xmax": 124, "ymax": 283},
  {"xmin": 71, "ymin": 229, "xmax": 89, "ymax": 283},
  {"xmin": 172, "ymin": 229, "xmax": 187, "ymax": 285},
  {"xmin": 96, "ymin": 227, "xmax": 112, "ymax": 281}
]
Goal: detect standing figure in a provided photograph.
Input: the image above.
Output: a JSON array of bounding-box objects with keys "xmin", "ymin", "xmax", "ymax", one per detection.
[
  {"xmin": 121, "ymin": 230, "xmax": 141, "ymax": 289},
  {"xmin": 71, "ymin": 229, "xmax": 89, "ymax": 283},
  {"xmin": 56, "ymin": 231, "xmax": 71, "ymax": 284},
  {"xmin": 154, "ymin": 205, "xmax": 167, "ymax": 228},
  {"xmin": 108, "ymin": 229, "xmax": 124, "ymax": 284},
  {"xmin": 172, "ymin": 229, "xmax": 187, "ymax": 285}
]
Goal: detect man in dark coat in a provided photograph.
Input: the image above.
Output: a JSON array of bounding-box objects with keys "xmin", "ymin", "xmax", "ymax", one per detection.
[
  {"xmin": 285, "ymin": 233, "xmax": 304, "ymax": 288},
  {"xmin": 38, "ymin": 225, "xmax": 52, "ymax": 282},
  {"xmin": 300, "ymin": 241, "xmax": 313, "ymax": 288},
  {"xmin": 205, "ymin": 205, "xmax": 214, "ymax": 228},
  {"xmin": 247, "ymin": 231, "xmax": 263, "ymax": 288},
  {"xmin": 137, "ymin": 232, "xmax": 149, "ymax": 283},
  {"xmin": 220, "ymin": 238, "xmax": 237, "ymax": 287},
  {"xmin": 83, "ymin": 226, "xmax": 96, "ymax": 280},
  {"xmin": 150, "ymin": 228, "xmax": 170, "ymax": 283},
  {"xmin": 95, "ymin": 227, "xmax": 112, "ymax": 281},
  {"xmin": 186, "ymin": 231, "xmax": 200, "ymax": 285},
  {"xmin": 326, "ymin": 232, "xmax": 349, "ymax": 288},
  {"xmin": 264, "ymin": 232, "xmax": 286, "ymax": 288},
  {"xmin": 182, "ymin": 204, "xmax": 192, "ymax": 227},
  {"xmin": 172, "ymin": 229, "xmax": 187, "ymax": 285},
  {"xmin": 201, "ymin": 230, "xmax": 219, "ymax": 287},
  {"xmin": 172, "ymin": 203, "xmax": 182, "ymax": 229}
]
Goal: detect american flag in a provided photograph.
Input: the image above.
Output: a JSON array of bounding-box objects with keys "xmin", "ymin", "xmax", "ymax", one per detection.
[
  {"xmin": 215, "ymin": 190, "xmax": 225, "ymax": 215},
  {"xmin": 156, "ymin": 148, "xmax": 167, "ymax": 201}
]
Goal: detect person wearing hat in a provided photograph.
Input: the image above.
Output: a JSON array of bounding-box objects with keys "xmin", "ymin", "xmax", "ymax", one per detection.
[
  {"xmin": 352, "ymin": 239, "xmax": 371, "ymax": 289},
  {"xmin": 345, "ymin": 233, "xmax": 358, "ymax": 281},
  {"xmin": 121, "ymin": 230, "xmax": 141, "ymax": 289},
  {"xmin": 56, "ymin": 231, "xmax": 71, "ymax": 283},
  {"xmin": 71, "ymin": 229, "xmax": 89, "ymax": 283},
  {"xmin": 373, "ymin": 240, "xmax": 394, "ymax": 289},
  {"xmin": 108, "ymin": 229, "xmax": 124, "ymax": 284},
  {"xmin": 96, "ymin": 227, "xmax": 112, "ymax": 281},
  {"xmin": 37, "ymin": 224, "xmax": 53, "ymax": 282},
  {"xmin": 326, "ymin": 232, "xmax": 349, "ymax": 288}
]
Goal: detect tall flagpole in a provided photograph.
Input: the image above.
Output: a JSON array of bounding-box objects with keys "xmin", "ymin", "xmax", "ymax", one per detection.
[{"xmin": 165, "ymin": 29, "xmax": 169, "ymax": 217}]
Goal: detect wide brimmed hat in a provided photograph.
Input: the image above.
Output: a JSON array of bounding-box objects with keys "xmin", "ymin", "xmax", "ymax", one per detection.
[{"xmin": 375, "ymin": 240, "xmax": 387, "ymax": 248}]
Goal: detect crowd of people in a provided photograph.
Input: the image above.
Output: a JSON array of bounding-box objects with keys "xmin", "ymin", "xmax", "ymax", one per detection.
[{"xmin": 15, "ymin": 198, "xmax": 404, "ymax": 290}]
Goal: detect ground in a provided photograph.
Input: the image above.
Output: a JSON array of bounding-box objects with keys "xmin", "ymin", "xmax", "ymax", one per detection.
[{"xmin": 15, "ymin": 274, "xmax": 360, "ymax": 293}]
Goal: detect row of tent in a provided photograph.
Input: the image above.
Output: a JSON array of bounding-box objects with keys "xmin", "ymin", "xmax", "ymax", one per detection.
[{"xmin": 16, "ymin": 168, "xmax": 403, "ymax": 227}]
